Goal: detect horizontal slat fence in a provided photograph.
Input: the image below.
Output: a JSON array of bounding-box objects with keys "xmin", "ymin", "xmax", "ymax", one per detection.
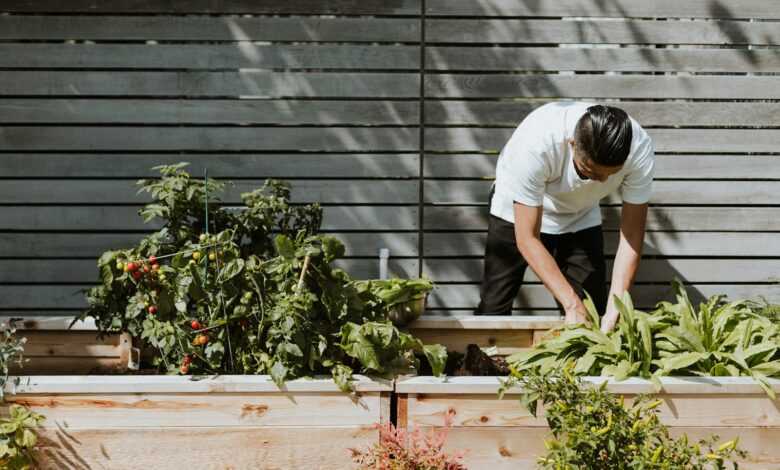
[
  {"xmin": 1, "ymin": 0, "xmax": 778, "ymax": 318},
  {"xmin": 0, "ymin": 2, "xmax": 422, "ymax": 317}
]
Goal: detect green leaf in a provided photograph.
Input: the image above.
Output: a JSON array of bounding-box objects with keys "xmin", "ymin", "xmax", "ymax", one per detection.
[
  {"xmin": 275, "ymin": 235, "xmax": 296, "ymax": 259},
  {"xmin": 422, "ymin": 343, "xmax": 447, "ymax": 377},
  {"xmin": 218, "ymin": 258, "xmax": 245, "ymax": 283}
]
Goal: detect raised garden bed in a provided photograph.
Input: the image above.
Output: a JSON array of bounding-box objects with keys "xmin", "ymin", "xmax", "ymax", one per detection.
[
  {"xmin": 406, "ymin": 316, "xmax": 562, "ymax": 356},
  {"xmin": 4, "ymin": 374, "xmax": 391, "ymax": 469},
  {"xmin": 395, "ymin": 376, "xmax": 780, "ymax": 469},
  {"xmin": 2, "ymin": 316, "xmax": 131, "ymax": 374}
]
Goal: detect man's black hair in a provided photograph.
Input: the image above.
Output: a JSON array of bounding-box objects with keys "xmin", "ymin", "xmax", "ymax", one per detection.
[{"xmin": 574, "ymin": 105, "xmax": 633, "ymax": 167}]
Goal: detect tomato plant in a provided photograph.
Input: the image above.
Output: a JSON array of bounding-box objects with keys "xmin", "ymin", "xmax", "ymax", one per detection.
[{"xmin": 80, "ymin": 163, "xmax": 446, "ymax": 392}]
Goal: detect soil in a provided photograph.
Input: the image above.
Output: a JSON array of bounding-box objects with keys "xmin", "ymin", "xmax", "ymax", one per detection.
[{"xmin": 418, "ymin": 344, "xmax": 510, "ymax": 376}]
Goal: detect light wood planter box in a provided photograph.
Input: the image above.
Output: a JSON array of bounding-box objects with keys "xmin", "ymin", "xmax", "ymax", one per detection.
[
  {"xmin": 396, "ymin": 376, "xmax": 780, "ymax": 469},
  {"xmin": 3, "ymin": 316, "xmax": 131, "ymax": 374},
  {"xmin": 406, "ymin": 316, "xmax": 563, "ymax": 356},
  {"xmin": 4, "ymin": 374, "xmax": 391, "ymax": 470}
]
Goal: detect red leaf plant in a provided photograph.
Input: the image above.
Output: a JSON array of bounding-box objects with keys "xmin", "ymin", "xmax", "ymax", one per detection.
[{"xmin": 349, "ymin": 410, "xmax": 467, "ymax": 470}]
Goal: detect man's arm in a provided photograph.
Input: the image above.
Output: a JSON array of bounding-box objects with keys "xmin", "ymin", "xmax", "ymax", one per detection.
[
  {"xmin": 600, "ymin": 201, "xmax": 648, "ymax": 332},
  {"xmin": 513, "ymin": 202, "xmax": 588, "ymax": 324}
]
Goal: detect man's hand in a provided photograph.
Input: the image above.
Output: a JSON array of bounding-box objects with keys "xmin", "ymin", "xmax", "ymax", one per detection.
[
  {"xmin": 564, "ymin": 297, "xmax": 589, "ymax": 325},
  {"xmin": 600, "ymin": 299, "xmax": 619, "ymax": 333}
]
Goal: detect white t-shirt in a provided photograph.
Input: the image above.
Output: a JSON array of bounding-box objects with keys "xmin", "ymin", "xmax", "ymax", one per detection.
[{"xmin": 490, "ymin": 101, "xmax": 655, "ymax": 234}]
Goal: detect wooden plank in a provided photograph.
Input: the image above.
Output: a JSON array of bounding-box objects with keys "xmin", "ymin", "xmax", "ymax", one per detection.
[
  {"xmin": 425, "ymin": 101, "xmax": 780, "ymax": 127},
  {"xmin": 1, "ymin": 316, "xmax": 97, "ymax": 331},
  {"xmin": 22, "ymin": 343, "xmax": 120, "ymax": 357},
  {"xmin": 6, "ymin": 374, "xmax": 392, "ymax": 394},
  {"xmin": 422, "ymin": 259, "xmax": 780, "ymax": 284},
  {"xmin": 421, "ymin": 427, "xmax": 780, "ymax": 470},
  {"xmin": 425, "ymin": 0, "xmax": 780, "ymax": 19},
  {"xmin": 10, "ymin": 357, "xmax": 125, "ymax": 375},
  {"xmin": 425, "ymin": 74, "xmax": 780, "ymax": 99},
  {"xmin": 0, "ymin": 231, "xmax": 420, "ymax": 258},
  {"xmin": 426, "ymin": 284, "xmax": 780, "ymax": 310},
  {"xmin": 423, "ymin": 231, "xmax": 780, "ymax": 257},
  {"xmin": 0, "ymin": 16, "xmax": 419, "ymax": 42},
  {"xmin": 0, "ymin": 71, "xmax": 420, "ymax": 98},
  {"xmin": 0, "ymin": 179, "xmax": 419, "ymax": 204},
  {"xmin": 0, "ymin": 127, "xmax": 419, "ymax": 152},
  {"xmin": 426, "ymin": 47, "xmax": 780, "ymax": 73},
  {"xmin": 8, "ymin": 393, "xmax": 383, "ymax": 428},
  {"xmin": 407, "ymin": 316, "xmax": 562, "ymax": 330},
  {"xmin": 426, "ymin": 127, "xmax": 780, "ymax": 152},
  {"xmin": 407, "ymin": 329, "xmax": 533, "ymax": 355},
  {"xmin": 0, "ymin": 99, "xmax": 419, "ymax": 125},
  {"xmin": 396, "ymin": 376, "xmax": 780, "ymax": 395},
  {"xmin": 0, "ymin": 258, "xmax": 421, "ymax": 283},
  {"xmin": 424, "ymin": 154, "xmax": 780, "ymax": 179},
  {"xmin": 0, "ymin": 0, "xmax": 420, "ymax": 14},
  {"xmin": 31, "ymin": 426, "xmax": 377, "ymax": 470},
  {"xmin": 424, "ymin": 180, "xmax": 780, "ymax": 205},
  {"xmin": 424, "ymin": 207, "xmax": 780, "ymax": 233},
  {"xmin": 427, "ymin": 18, "xmax": 780, "ymax": 45},
  {"xmin": 2, "ymin": 206, "xmax": 420, "ymax": 232},
  {"xmin": 0, "ymin": 153, "xmax": 420, "ymax": 178},
  {"xmin": 0, "ymin": 44, "xmax": 419, "ymax": 70}
]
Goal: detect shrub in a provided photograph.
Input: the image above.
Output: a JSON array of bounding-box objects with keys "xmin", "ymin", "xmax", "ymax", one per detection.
[
  {"xmin": 500, "ymin": 367, "xmax": 746, "ymax": 469},
  {"xmin": 0, "ymin": 405, "xmax": 45, "ymax": 470}
]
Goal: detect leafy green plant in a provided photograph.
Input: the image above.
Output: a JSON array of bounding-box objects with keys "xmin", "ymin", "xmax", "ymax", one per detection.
[
  {"xmin": 508, "ymin": 281, "xmax": 780, "ymax": 397},
  {"xmin": 499, "ymin": 367, "xmax": 746, "ymax": 469},
  {"xmin": 0, "ymin": 405, "xmax": 45, "ymax": 470},
  {"xmin": 79, "ymin": 163, "xmax": 446, "ymax": 392},
  {"xmin": 349, "ymin": 410, "xmax": 466, "ymax": 470},
  {"xmin": 354, "ymin": 278, "xmax": 434, "ymax": 326}
]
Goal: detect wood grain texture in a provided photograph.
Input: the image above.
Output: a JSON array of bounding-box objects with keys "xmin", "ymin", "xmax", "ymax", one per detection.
[
  {"xmin": 33, "ymin": 426, "xmax": 376, "ymax": 470},
  {"xmin": 423, "ymin": 230, "xmax": 780, "ymax": 260},
  {"xmin": 425, "ymin": 74, "xmax": 780, "ymax": 99},
  {"xmin": 0, "ymin": 153, "xmax": 420, "ymax": 178},
  {"xmin": 425, "ymin": 0, "xmax": 780, "ymax": 19},
  {"xmin": 0, "ymin": 44, "xmax": 420, "ymax": 69},
  {"xmin": 0, "ymin": 15, "xmax": 419, "ymax": 42},
  {"xmin": 423, "ymin": 154, "xmax": 780, "ymax": 179},
  {"xmin": 2, "ymin": 206, "xmax": 420, "ymax": 232},
  {"xmin": 0, "ymin": 127, "xmax": 419, "ymax": 151},
  {"xmin": 0, "ymin": 99, "xmax": 419, "ymax": 125},
  {"xmin": 0, "ymin": 71, "xmax": 420, "ymax": 97},
  {"xmin": 0, "ymin": 0, "xmax": 420, "ymax": 14},
  {"xmin": 425, "ymin": 127, "xmax": 780, "ymax": 153},
  {"xmin": 423, "ymin": 207, "xmax": 780, "ymax": 233},
  {"xmin": 427, "ymin": 18, "xmax": 780, "ymax": 45},
  {"xmin": 406, "ymin": 329, "xmax": 533, "ymax": 355}
]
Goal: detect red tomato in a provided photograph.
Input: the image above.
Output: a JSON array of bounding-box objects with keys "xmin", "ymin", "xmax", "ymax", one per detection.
[
  {"xmin": 148, "ymin": 305, "xmax": 158, "ymax": 315},
  {"xmin": 191, "ymin": 320, "xmax": 202, "ymax": 330}
]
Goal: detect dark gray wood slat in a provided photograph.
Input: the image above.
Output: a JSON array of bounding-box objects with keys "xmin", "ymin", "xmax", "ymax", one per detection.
[
  {"xmin": 424, "ymin": 154, "xmax": 780, "ymax": 180},
  {"xmin": 0, "ymin": 154, "xmax": 420, "ymax": 178},
  {"xmin": 2, "ymin": 206, "xmax": 420, "ymax": 231},
  {"xmin": 0, "ymin": 99, "xmax": 419, "ymax": 125},
  {"xmin": 0, "ymin": 0, "xmax": 420, "ymax": 15},
  {"xmin": 0, "ymin": 232, "xmax": 419, "ymax": 258},
  {"xmin": 424, "ymin": 206, "xmax": 780, "ymax": 233},
  {"xmin": 425, "ymin": 128, "xmax": 780, "ymax": 153},
  {"xmin": 425, "ymin": 74, "xmax": 780, "ymax": 99},
  {"xmin": 423, "ymin": 180, "xmax": 780, "ymax": 205},
  {"xmin": 0, "ymin": 44, "xmax": 419, "ymax": 70},
  {"xmin": 0, "ymin": 71, "xmax": 420, "ymax": 98},
  {"xmin": 427, "ymin": 284, "xmax": 780, "ymax": 310},
  {"xmin": 426, "ymin": 47, "xmax": 780, "ymax": 73},
  {"xmin": 425, "ymin": 0, "xmax": 780, "ymax": 19},
  {"xmin": 0, "ymin": 258, "xmax": 420, "ymax": 283},
  {"xmin": 0, "ymin": 127, "xmax": 419, "ymax": 151},
  {"xmin": 426, "ymin": 18, "xmax": 780, "ymax": 45},
  {"xmin": 422, "ymin": 259, "xmax": 780, "ymax": 283},
  {"xmin": 422, "ymin": 231, "xmax": 780, "ymax": 257},
  {"xmin": 0, "ymin": 179, "xmax": 419, "ymax": 205},
  {"xmin": 425, "ymin": 101, "xmax": 780, "ymax": 127},
  {"xmin": 0, "ymin": 16, "xmax": 419, "ymax": 42}
]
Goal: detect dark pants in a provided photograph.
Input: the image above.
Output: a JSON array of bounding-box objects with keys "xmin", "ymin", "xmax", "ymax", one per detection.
[{"xmin": 476, "ymin": 214, "xmax": 607, "ymax": 316}]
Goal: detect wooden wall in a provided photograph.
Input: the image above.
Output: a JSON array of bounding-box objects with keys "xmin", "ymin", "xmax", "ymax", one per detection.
[{"xmin": 1, "ymin": 0, "xmax": 778, "ymax": 317}]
